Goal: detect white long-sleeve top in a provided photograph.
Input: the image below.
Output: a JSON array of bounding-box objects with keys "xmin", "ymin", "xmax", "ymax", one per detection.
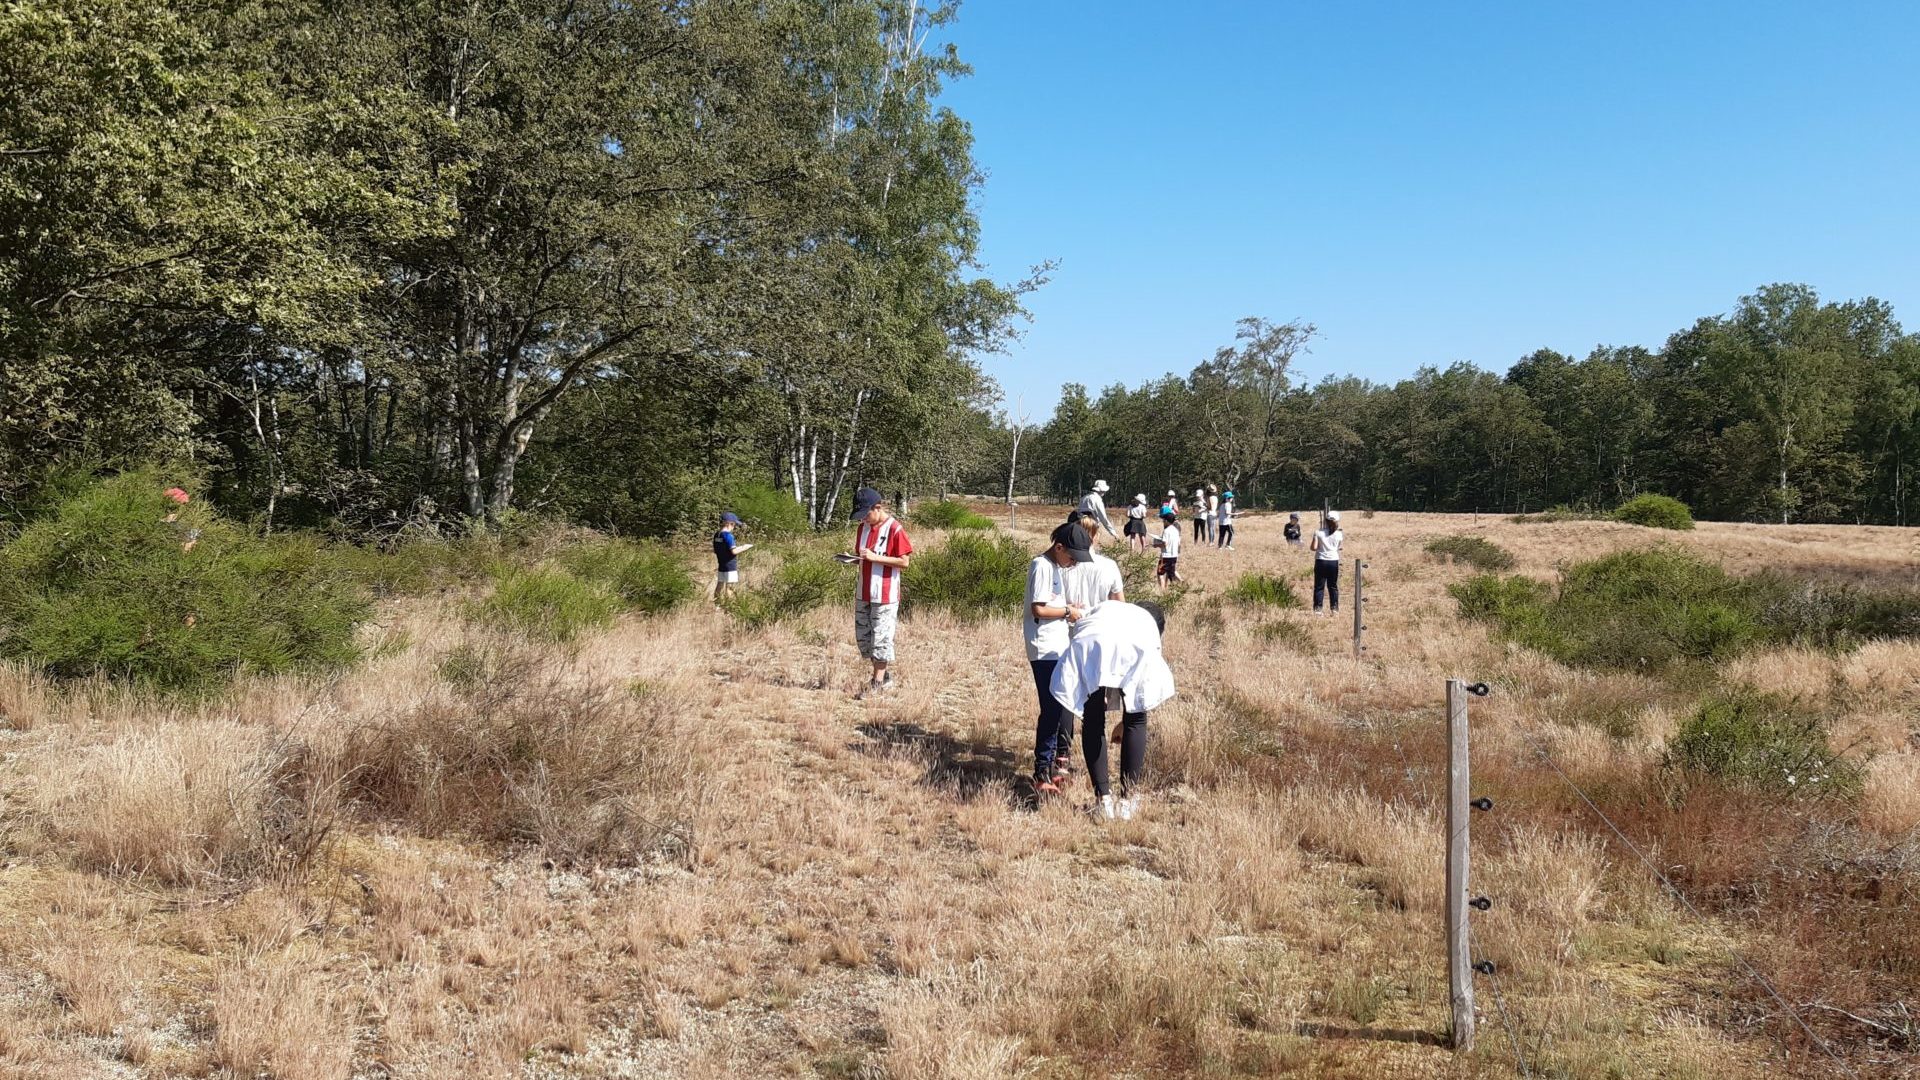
[
  {"xmin": 1077, "ymin": 490, "xmax": 1119, "ymax": 538},
  {"xmin": 1049, "ymin": 602, "xmax": 1176, "ymax": 716}
]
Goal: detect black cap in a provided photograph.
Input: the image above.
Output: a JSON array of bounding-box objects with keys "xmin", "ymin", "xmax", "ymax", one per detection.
[
  {"xmin": 850, "ymin": 487, "xmax": 883, "ymax": 520},
  {"xmin": 1049, "ymin": 521, "xmax": 1094, "ymax": 563}
]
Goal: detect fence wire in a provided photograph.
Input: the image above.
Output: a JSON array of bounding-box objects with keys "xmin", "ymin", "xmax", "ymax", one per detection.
[{"xmin": 1502, "ymin": 711, "xmax": 1863, "ymax": 1080}]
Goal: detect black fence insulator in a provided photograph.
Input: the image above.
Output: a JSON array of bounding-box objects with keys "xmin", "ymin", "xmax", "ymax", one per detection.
[
  {"xmin": 1467, "ymin": 682, "xmax": 1491, "ymax": 697},
  {"xmin": 1473, "ymin": 960, "xmax": 1497, "ymax": 976},
  {"xmin": 1470, "ymin": 896, "xmax": 1492, "ymax": 911},
  {"xmin": 1470, "ymin": 796, "xmax": 1493, "ymax": 812}
]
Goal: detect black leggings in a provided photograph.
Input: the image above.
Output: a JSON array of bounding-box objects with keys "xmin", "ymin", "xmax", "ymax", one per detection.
[
  {"xmin": 1082, "ymin": 689, "xmax": 1147, "ymax": 798},
  {"xmin": 1313, "ymin": 559, "xmax": 1340, "ymax": 611},
  {"xmin": 1217, "ymin": 523, "xmax": 1234, "ymax": 547}
]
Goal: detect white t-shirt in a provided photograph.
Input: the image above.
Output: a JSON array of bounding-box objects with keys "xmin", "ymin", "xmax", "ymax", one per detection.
[
  {"xmin": 1127, "ymin": 504, "xmax": 1146, "ymax": 522},
  {"xmin": 1192, "ymin": 496, "xmax": 1207, "ymax": 518},
  {"xmin": 1219, "ymin": 498, "xmax": 1234, "ymax": 525},
  {"xmin": 1050, "ymin": 602, "xmax": 1177, "ymax": 716},
  {"xmin": 1158, "ymin": 521, "xmax": 1181, "ymax": 558},
  {"xmin": 1315, "ymin": 527, "xmax": 1344, "ymax": 562},
  {"xmin": 1023, "ymin": 555, "xmax": 1070, "ymax": 661},
  {"xmin": 1208, "ymin": 494, "xmax": 1220, "ymax": 519},
  {"xmin": 1060, "ymin": 552, "xmax": 1124, "ymax": 613}
]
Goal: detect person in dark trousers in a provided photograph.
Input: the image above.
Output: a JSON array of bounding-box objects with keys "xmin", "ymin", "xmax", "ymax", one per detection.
[
  {"xmin": 1216, "ymin": 490, "xmax": 1236, "ymax": 549},
  {"xmin": 1050, "ymin": 600, "xmax": 1174, "ymax": 822},
  {"xmin": 1283, "ymin": 512, "xmax": 1303, "ymax": 546},
  {"xmin": 1310, "ymin": 510, "xmax": 1344, "ymax": 614},
  {"xmin": 1025, "ymin": 521, "xmax": 1095, "ymax": 795}
]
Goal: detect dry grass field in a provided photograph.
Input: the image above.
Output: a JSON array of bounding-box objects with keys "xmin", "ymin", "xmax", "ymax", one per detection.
[{"xmin": 0, "ymin": 509, "xmax": 1915, "ymax": 1078}]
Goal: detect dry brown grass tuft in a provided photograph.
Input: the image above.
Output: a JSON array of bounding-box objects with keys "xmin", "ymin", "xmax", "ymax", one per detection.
[
  {"xmin": 37, "ymin": 930, "xmax": 132, "ymax": 1038},
  {"xmin": 211, "ymin": 952, "xmax": 352, "ymax": 1080},
  {"xmin": 24, "ymin": 720, "xmax": 302, "ymax": 883},
  {"xmin": 329, "ymin": 637, "xmax": 711, "ymax": 864},
  {"xmin": 1862, "ymin": 751, "xmax": 1920, "ymax": 838}
]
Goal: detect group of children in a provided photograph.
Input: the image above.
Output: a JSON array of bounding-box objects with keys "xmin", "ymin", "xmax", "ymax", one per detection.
[{"xmin": 706, "ymin": 488, "xmax": 1349, "ymax": 820}]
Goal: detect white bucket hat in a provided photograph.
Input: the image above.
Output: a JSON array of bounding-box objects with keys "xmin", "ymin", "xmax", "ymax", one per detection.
[
  {"xmin": 1093, "ymin": 479, "xmax": 1110, "ymax": 494},
  {"xmin": 1326, "ymin": 510, "xmax": 1341, "ymax": 523}
]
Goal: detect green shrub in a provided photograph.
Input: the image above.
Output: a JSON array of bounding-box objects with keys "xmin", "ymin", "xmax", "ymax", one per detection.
[
  {"xmin": 477, "ymin": 567, "xmax": 621, "ymax": 642},
  {"xmin": 723, "ymin": 482, "xmax": 809, "ymax": 538},
  {"xmin": 1665, "ymin": 690, "xmax": 1860, "ymax": 795},
  {"xmin": 1226, "ymin": 572, "xmax": 1299, "ymax": 608},
  {"xmin": 723, "ymin": 551, "xmax": 846, "ymax": 628},
  {"xmin": 906, "ymin": 533, "xmax": 1030, "ymax": 620},
  {"xmin": 1424, "ymin": 535, "xmax": 1515, "ymax": 571},
  {"xmin": 1452, "ymin": 549, "xmax": 1758, "ymax": 670},
  {"xmin": 911, "ymin": 499, "xmax": 994, "ymax": 530},
  {"xmin": 1448, "ymin": 573, "xmax": 1551, "ymax": 625},
  {"xmin": 564, "ymin": 540, "xmax": 696, "ymax": 614},
  {"xmin": 1109, "ymin": 544, "xmax": 1165, "ymax": 602},
  {"xmin": 1612, "ymin": 494, "xmax": 1694, "ymax": 531},
  {"xmin": 0, "ymin": 472, "xmax": 369, "ymax": 691}
]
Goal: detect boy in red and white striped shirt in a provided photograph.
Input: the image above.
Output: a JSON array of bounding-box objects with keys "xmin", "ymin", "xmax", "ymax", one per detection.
[{"xmin": 848, "ymin": 487, "xmax": 913, "ymax": 699}]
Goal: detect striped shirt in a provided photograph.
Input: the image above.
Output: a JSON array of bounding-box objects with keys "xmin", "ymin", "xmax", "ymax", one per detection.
[{"xmin": 855, "ymin": 516, "xmax": 914, "ymax": 604}]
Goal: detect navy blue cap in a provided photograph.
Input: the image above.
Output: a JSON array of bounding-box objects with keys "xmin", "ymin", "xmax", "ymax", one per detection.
[{"xmin": 850, "ymin": 487, "xmax": 883, "ymax": 520}]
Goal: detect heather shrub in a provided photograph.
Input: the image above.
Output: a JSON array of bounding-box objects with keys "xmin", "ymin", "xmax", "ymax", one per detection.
[
  {"xmin": 1612, "ymin": 493, "xmax": 1694, "ymax": 531},
  {"xmin": 1424, "ymin": 534, "xmax": 1515, "ymax": 571},
  {"xmin": 907, "ymin": 533, "xmax": 1029, "ymax": 619},
  {"xmin": 1665, "ymin": 690, "xmax": 1860, "ymax": 796},
  {"xmin": 0, "ymin": 472, "xmax": 368, "ymax": 691},
  {"xmin": 911, "ymin": 499, "xmax": 994, "ymax": 530}
]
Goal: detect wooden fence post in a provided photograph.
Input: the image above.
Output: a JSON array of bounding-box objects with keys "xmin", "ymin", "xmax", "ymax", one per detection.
[{"xmin": 1446, "ymin": 678, "xmax": 1475, "ymax": 1051}]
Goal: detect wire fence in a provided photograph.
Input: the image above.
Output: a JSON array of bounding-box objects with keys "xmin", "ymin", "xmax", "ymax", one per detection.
[{"xmin": 1499, "ymin": 704, "xmax": 1864, "ymax": 1080}]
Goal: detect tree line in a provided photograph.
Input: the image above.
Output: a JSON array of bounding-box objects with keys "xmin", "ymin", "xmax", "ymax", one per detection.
[
  {"xmin": 975, "ymin": 285, "xmax": 1920, "ymax": 525},
  {"xmin": 9, "ymin": 5, "xmax": 1916, "ymax": 536},
  {"xmin": 2, "ymin": 0, "xmax": 1036, "ymax": 537}
]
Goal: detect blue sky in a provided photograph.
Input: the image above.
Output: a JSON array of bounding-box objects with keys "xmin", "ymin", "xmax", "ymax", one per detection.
[{"xmin": 936, "ymin": 1, "xmax": 1920, "ymax": 420}]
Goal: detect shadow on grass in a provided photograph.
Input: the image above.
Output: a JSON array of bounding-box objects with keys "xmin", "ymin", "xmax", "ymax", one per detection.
[
  {"xmin": 1292, "ymin": 1021, "xmax": 1446, "ymax": 1047},
  {"xmin": 853, "ymin": 721, "xmax": 1030, "ymax": 804}
]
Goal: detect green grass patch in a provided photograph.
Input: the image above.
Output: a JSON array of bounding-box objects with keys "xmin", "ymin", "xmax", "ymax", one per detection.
[
  {"xmin": 477, "ymin": 566, "xmax": 621, "ymax": 643},
  {"xmin": 1665, "ymin": 689, "xmax": 1861, "ymax": 796},
  {"xmin": 906, "ymin": 533, "xmax": 1030, "ymax": 619},
  {"xmin": 0, "ymin": 471, "xmax": 369, "ymax": 691},
  {"xmin": 911, "ymin": 499, "xmax": 995, "ymax": 530},
  {"xmin": 1424, "ymin": 534, "xmax": 1515, "ymax": 571},
  {"xmin": 1612, "ymin": 493, "xmax": 1694, "ymax": 530},
  {"xmin": 1226, "ymin": 572, "xmax": 1300, "ymax": 608}
]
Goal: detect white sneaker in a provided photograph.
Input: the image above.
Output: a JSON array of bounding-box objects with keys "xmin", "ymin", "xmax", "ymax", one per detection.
[
  {"xmin": 1117, "ymin": 796, "xmax": 1139, "ymax": 821},
  {"xmin": 1092, "ymin": 794, "xmax": 1116, "ymax": 822}
]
